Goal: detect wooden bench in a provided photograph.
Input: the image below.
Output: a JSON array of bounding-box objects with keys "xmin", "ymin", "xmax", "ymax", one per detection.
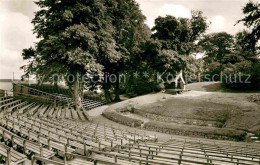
[
  {"xmin": 2, "ymin": 118, "xmax": 75, "ymax": 154},
  {"xmin": 47, "ymin": 107, "xmax": 55, "ymax": 118},
  {"xmin": 31, "ymin": 155, "xmax": 64, "ymax": 165},
  {"xmin": 38, "ymin": 105, "xmax": 49, "ymax": 117},
  {"xmin": 23, "ymin": 103, "xmax": 39, "ymax": 116},
  {"xmin": 132, "ymin": 141, "xmax": 260, "ymax": 164},
  {"xmin": 38, "ymin": 117, "xmax": 153, "ymax": 146},
  {"xmin": 0, "ymin": 143, "xmax": 27, "ymax": 165},
  {"xmin": 8, "ymin": 101, "xmax": 28, "ymax": 113},
  {"xmin": 0, "ymin": 98, "xmax": 13, "ymax": 106},
  {"xmin": 0, "ymin": 100, "xmax": 22, "ymax": 112},
  {"xmin": 0, "ymin": 96, "xmax": 11, "ymax": 101},
  {"xmin": 16, "ymin": 117, "xmax": 103, "ymax": 150},
  {"xmin": 0, "ymin": 126, "xmax": 55, "ymax": 159}
]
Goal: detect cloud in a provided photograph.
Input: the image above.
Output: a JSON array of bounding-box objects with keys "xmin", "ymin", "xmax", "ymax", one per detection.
[
  {"xmin": 0, "ymin": 2, "xmax": 37, "ymax": 79},
  {"xmin": 145, "ymin": 18, "xmax": 156, "ymax": 29},
  {"xmin": 159, "ymin": 4, "xmax": 191, "ymax": 18},
  {"xmin": 209, "ymin": 15, "xmax": 225, "ymax": 32},
  {"xmin": 142, "ymin": 3, "xmax": 191, "ymax": 29}
]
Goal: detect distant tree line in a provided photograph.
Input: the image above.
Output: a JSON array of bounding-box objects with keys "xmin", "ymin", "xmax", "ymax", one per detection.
[{"xmin": 197, "ymin": 1, "xmax": 259, "ymax": 90}]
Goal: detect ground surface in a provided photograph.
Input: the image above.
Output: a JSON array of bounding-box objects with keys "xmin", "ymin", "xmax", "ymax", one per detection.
[
  {"xmin": 137, "ymin": 91, "xmax": 260, "ymax": 132},
  {"xmin": 98, "ymin": 82, "xmax": 260, "ymax": 141}
]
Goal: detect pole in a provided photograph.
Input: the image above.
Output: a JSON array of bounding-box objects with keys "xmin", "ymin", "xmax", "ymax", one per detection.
[{"xmin": 28, "ymin": 74, "xmax": 30, "ymax": 86}]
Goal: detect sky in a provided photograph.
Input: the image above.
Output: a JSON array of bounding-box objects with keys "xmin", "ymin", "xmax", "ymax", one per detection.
[{"xmin": 0, "ymin": 0, "xmax": 253, "ymax": 79}]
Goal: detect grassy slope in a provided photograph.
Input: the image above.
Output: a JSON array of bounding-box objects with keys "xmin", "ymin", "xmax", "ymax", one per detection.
[
  {"xmin": 137, "ymin": 82, "xmax": 260, "ymax": 133},
  {"xmin": 102, "ymin": 82, "xmax": 260, "ymax": 140}
]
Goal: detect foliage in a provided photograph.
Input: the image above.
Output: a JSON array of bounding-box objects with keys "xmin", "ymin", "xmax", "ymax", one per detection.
[
  {"xmin": 22, "ymin": 0, "xmax": 116, "ymax": 112},
  {"xmin": 102, "ymin": 111, "xmax": 143, "ymax": 127},
  {"xmin": 124, "ymin": 11, "xmax": 208, "ymax": 96},
  {"xmin": 237, "ymin": 0, "xmax": 260, "ymax": 52},
  {"xmin": 96, "ymin": 0, "xmax": 150, "ymax": 102},
  {"xmin": 152, "ymin": 11, "xmax": 208, "ymax": 55},
  {"xmin": 198, "ymin": 1, "xmax": 260, "ymax": 90},
  {"xmin": 185, "ymin": 57, "xmax": 204, "ymax": 83},
  {"xmin": 21, "ymin": 0, "xmax": 150, "ymax": 104},
  {"xmin": 198, "ymin": 32, "xmax": 235, "ymax": 64},
  {"xmin": 144, "ymin": 122, "xmax": 246, "ymax": 141}
]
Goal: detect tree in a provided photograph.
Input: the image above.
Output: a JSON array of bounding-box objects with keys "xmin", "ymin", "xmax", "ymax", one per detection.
[
  {"xmin": 221, "ymin": 0, "xmax": 260, "ymax": 90},
  {"xmin": 150, "ymin": 11, "xmax": 208, "ymax": 87},
  {"xmin": 101, "ymin": 0, "xmax": 150, "ymax": 102},
  {"xmin": 198, "ymin": 32, "xmax": 235, "ymax": 64},
  {"xmin": 21, "ymin": 0, "xmax": 119, "ymax": 117},
  {"xmin": 237, "ymin": 0, "xmax": 260, "ymax": 53}
]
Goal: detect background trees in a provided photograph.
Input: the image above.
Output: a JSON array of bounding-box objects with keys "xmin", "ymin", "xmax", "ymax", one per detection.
[
  {"xmin": 198, "ymin": 1, "xmax": 259, "ymax": 90},
  {"xmin": 21, "ymin": 0, "xmax": 259, "ymax": 108},
  {"xmin": 123, "ymin": 10, "xmax": 208, "ymax": 96},
  {"xmin": 237, "ymin": 0, "xmax": 260, "ymax": 52}
]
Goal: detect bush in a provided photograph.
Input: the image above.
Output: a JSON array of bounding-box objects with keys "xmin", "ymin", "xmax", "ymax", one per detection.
[
  {"xmin": 102, "ymin": 111, "xmax": 143, "ymax": 127},
  {"xmin": 221, "ymin": 58, "xmax": 260, "ymax": 91},
  {"xmin": 83, "ymin": 91, "xmax": 105, "ymax": 102},
  {"xmin": 144, "ymin": 122, "xmax": 246, "ymax": 141}
]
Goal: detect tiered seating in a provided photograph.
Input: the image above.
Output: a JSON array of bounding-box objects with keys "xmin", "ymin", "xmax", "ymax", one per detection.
[
  {"xmin": 0, "ymin": 113, "xmax": 156, "ymax": 163},
  {"xmin": 0, "ymin": 97, "xmax": 13, "ymax": 106},
  {"xmin": 1, "ymin": 116, "xmax": 75, "ymax": 154},
  {"xmin": 0, "ymin": 126, "xmax": 55, "ymax": 159},
  {"xmin": 0, "ymin": 96, "xmax": 101, "ymax": 121},
  {"xmin": 113, "ymin": 139, "xmax": 260, "ymax": 165},
  {"xmin": 0, "ymin": 143, "xmax": 27, "ymax": 165},
  {"xmin": 1, "ymin": 95, "xmax": 260, "ymax": 165},
  {"xmin": 0, "ymin": 99, "xmax": 22, "ymax": 113},
  {"xmin": 16, "ymin": 102, "xmax": 36, "ymax": 115},
  {"xmin": 19, "ymin": 83, "xmax": 106, "ymax": 110},
  {"xmin": 56, "ymin": 93, "xmax": 105, "ymax": 110},
  {"xmin": 64, "ymin": 138, "xmax": 260, "ymax": 165}
]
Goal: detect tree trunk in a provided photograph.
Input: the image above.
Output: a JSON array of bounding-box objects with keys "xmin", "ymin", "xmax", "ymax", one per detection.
[
  {"xmin": 54, "ymin": 80, "xmax": 58, "ymax": 89},
  {"xmin": 73, "ymin": 79, "xmax": 91, "ymax": 120},
  {"xmin": 104, "ymin": 83, "xmax": 112, "ymax": 103},
  {"xmin": 114, "ymin": 72, "xmax": 121, "ymax": 102}
]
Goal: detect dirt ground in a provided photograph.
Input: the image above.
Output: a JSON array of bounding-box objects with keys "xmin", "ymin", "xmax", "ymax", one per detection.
[
  {"xmin": 101, "ymin": 82, "xmax": 260, "ymax": 134},
  {"xmin": 137, "ymin": 91, "xmax": 260, "ymax": 132}
]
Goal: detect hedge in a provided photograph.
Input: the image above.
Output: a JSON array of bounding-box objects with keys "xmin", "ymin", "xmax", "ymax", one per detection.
[
  {"xmin": 144, "ymin": 122, "xmax": 246, "ymax": 141},
  {"xmin": 102, "ymin": 111, "xmax": 143, "ymax": 127}
]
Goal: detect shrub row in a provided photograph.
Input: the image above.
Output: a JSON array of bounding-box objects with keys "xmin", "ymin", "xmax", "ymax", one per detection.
[
  {"xmin": 102, "ymin": 111, "xmax": 143, "ymax": 127},
  {"xmin": 144, "ymin": 122, "xmax": 246, "ymax": 141}
]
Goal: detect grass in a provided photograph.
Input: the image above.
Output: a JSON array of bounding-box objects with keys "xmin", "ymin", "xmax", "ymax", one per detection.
[
  {"xmin": 144, "ymin": 121, "xmax": 246, "ymax": 141},
  {"xmin": 135, "ymin": 91, "xmax": 260, "ymax": 134},
  {"xmin": 136, "ymin": 98, "xmax": 235, "ymax": 121},
  {"xmin": 102, "ymin": 111, "xmax": 143, "ymax": 127},
  {"xmin": 186, "ymin": 81, "xmax": 260, "ymax": 93},
  {"xmin": 101, "ymin": 82, "xmax": 260, "ymax": 140}
]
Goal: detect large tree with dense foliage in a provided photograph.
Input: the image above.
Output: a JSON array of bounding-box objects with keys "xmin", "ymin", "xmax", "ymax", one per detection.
[
  {"xmin": 97, "ymin": 0, "xmax": 150, "ymax": 102},
  {"xmin": 237, "ymin": 0, "xmax": 260, "ymax": 53},
  {"xmin": 198, "ymin": 32, "xmax": 235, "ymax": 63},
  {"xmin": 123, "ymin": 11, "xmax": 208, "ymax": 96},
  {"xmin": 21, "ymin": 0, "xmax": 122, "ymax": 114},
  {"xmin": 22, "ymin": 0, "xmax": 150, "ymax": 106},
  {"xmin": 223, "ymin": 2, "xmax": 260, "ymax": 90},
  {"xmin": 198, "ymin": 32, "xmax": 235, "ymax": 80},
  {"xmin": 151, "ymin": 11, "xmax": 208, "ymax": 86}
]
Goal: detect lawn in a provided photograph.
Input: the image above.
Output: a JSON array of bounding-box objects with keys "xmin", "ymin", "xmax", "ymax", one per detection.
[{"xmin": 136, "ymin": 90, "xmax": 260, "ymax": 133}]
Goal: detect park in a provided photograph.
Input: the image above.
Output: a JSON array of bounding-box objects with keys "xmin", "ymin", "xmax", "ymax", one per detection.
[{"xmin": 0, "ymin": 0, "xmax": 259, "ymax": 164}]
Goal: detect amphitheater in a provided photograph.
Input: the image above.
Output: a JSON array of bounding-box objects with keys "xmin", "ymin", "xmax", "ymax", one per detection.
[{"xmin": 0, "ymin": 83, "xmax": 260, "ymax": 165}]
